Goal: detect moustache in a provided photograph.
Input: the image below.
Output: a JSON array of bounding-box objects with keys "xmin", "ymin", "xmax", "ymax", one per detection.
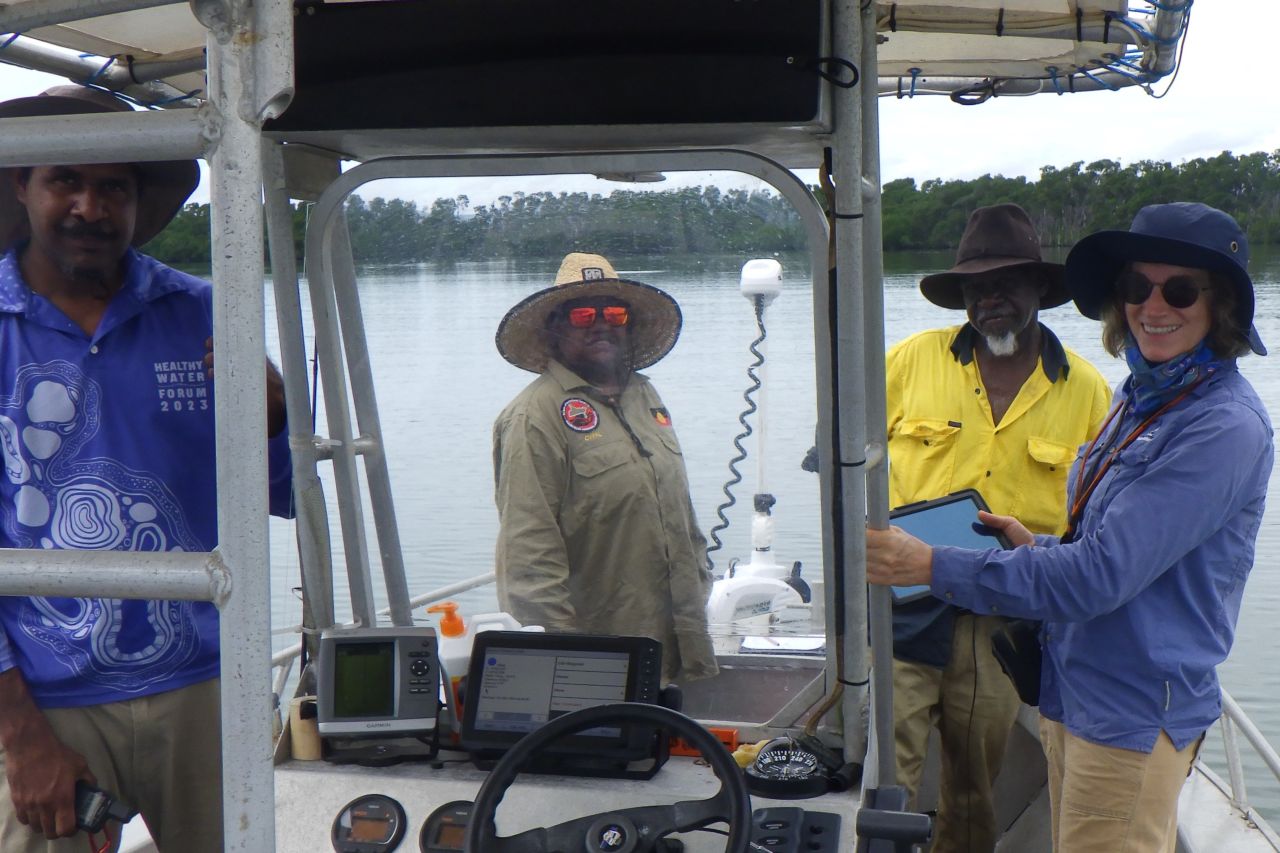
[
  {"xmin": 973, "ymin": 305, "xmax": 1014, "ymax": 321},
  {"xmin": 57, "ymin": 223, "xmax": 118, "ymax": 241}
]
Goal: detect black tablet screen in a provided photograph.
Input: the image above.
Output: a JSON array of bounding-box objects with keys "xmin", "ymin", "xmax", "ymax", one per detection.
[{"xmin": 887, "ymin": 490, "xmax": 1010, "ymax": 602}]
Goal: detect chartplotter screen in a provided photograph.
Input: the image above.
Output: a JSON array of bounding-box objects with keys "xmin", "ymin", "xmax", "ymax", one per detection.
[
  {"xmin": 471, "ymin": 646, "xmax": 630, "ymax": 738},
  {"xmin": 459, "ymin": 631, "xmax": 662, "ymax": 759}
]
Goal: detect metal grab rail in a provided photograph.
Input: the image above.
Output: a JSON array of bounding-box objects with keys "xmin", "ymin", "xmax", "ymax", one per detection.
[{"xmin": 1219, "ymin": 689, "xmax": 1280, "ymax": 811}]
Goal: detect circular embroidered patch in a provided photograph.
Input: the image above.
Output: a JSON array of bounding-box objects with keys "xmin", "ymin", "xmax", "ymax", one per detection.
[{"xmin": 561, "ymin": 398, "xmax": 599, "ymax": 432}]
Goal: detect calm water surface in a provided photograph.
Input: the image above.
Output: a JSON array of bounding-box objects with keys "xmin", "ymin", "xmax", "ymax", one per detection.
[{"xmin": 263, "ymin": 247, "xmax": 1280, "ymax": 818}]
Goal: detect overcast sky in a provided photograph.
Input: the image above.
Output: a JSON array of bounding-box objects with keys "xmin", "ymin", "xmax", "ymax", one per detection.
[{"xmin": 2, "ymin": 1, "xmax": 1276, "ymax": 207}]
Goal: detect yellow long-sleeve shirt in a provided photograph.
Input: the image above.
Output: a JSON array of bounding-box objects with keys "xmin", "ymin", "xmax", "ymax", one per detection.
[{"xmin": 887, "ymin": 324, "xmax": 1113, "ymax": 537}]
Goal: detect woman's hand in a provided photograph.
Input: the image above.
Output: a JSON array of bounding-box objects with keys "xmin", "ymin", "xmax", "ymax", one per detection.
[
  {"xmin": 976, "ymin": 510, "xmax": 1034, "ymax": 547},
  {"xmin": 866, "ymin": 525, "xmax": 934, "ymax": 587}
]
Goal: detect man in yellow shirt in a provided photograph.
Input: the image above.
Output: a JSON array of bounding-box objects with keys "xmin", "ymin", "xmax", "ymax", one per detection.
[{"xmin": 887, "ymin": 204, "xmax": 1112, "ymax": 852}]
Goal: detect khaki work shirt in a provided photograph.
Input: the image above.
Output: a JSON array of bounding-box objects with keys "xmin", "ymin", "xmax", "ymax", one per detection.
[{"xmin": 493, "ymin": 360, "xmax": 717, "ymax": 682}]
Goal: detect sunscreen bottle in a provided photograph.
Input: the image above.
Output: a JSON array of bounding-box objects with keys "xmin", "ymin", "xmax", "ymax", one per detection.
[
  {"xmin": 426, "ymin": 603, "xmax": 542, "ymax": 738},
  {"xmin": 427, "ymin": 601, "xmax": 470, "ymax": 736}
]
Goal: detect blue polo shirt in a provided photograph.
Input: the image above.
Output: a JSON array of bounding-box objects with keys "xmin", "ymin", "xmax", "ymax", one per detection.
[
  {"xmin": 931, "ymin": 365, "xmax": 1272, "ymax": 752},
  {"xmin": 0, "ymin": 247, "xmax": 293, "ymax": 708}
]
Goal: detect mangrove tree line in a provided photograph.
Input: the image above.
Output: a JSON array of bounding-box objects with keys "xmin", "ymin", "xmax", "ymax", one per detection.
[{"xmin": 143, "ymin": 150, "xmax": 1280, "ymax": 267}]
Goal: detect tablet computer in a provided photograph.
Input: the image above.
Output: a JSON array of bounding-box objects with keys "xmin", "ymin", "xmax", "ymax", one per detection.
[
  {"xmin": 886, "ymin": 489, "xmax": 1013, "ymax": 604},
  {"xmin": 459, "ymin": 631, "xmax": 662, "ymax": 764}
]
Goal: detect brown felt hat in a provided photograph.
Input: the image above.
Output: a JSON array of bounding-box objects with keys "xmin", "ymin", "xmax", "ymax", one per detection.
[
  {"xmin": 0, "ymin": 85, "xmax": 199, "ymax": 251},
  {"xmin": 919, "ymin": 203, "xmax": 1070, "ymax": 310},
  {"xmin": 496, "ymin": 252, "xmax": 683, "ymax": 373}
]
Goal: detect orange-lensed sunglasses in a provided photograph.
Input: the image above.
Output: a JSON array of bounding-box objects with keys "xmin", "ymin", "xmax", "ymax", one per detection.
[{"xmin": 567, "ymin": 305, "xmax": 630, "ymax": 328}]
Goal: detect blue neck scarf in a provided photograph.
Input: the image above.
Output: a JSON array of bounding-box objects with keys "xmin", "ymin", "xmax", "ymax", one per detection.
[{"xmin": 1123, "ymin": 335, "xmax": 1221, "ymax": 416}]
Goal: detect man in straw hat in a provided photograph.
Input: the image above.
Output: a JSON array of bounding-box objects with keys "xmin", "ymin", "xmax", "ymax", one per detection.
[
  {"xmin": 0, "ymin": 86, "xmax": 293, "ymax": 853},
  {"xmin": 885, "ymin": 203, "xmax": 1111, "ymax": 852},
  {"xmin": 493, "ymin": 252, "xmax": 717, "ymax": 683}
]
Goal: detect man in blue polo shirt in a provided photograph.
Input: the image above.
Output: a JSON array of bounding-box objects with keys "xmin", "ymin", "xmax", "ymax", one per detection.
[{"xmin": 0, "ymin": 86, "xmax": 292, "ymax": 853}]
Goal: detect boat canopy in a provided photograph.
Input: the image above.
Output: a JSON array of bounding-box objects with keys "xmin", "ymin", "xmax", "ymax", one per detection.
[{"xmin": 3, "ymin": 0, "xmax": 1186, "ymax": 114}]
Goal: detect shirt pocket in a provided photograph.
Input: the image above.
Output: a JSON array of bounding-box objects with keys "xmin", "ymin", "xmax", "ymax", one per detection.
[
  {"xmin": 655, "ymin": 429, "xmax": 683, "ymax": 456},
  {"xmin": 893, "ymin": 418, "xmax": 961, "ymax": 497},
  {"xmin": 1026, "ymin": 436, "xmax": 1075, "ymax": 482},
  {"xmin": 562, "ymin": 441, "xmax": 638, "ymax": 538},
  {"xmin": 571, "ymin": 441, "xmax": 633, "ymax": 479},
  {"xmin": 1086, "ymin": 440, "xmax": 1154, "ymax": 523},
  {"xmin": 1026, "ymin": 437, "xmax": 1075, "ymax": 471},
  {"xmin": 1017, "ymin": 437, "xmax": 1076, "ymax": 530}
]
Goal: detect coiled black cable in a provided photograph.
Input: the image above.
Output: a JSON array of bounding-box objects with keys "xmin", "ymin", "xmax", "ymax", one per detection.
[{"xmin": 706, "ymin": 294, "xmax": 768, "ymax": 576}]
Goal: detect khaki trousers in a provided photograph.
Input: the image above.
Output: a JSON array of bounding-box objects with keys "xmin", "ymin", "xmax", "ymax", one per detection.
[
  {"xmin": 1039, "ymin": 716, "xmax": 1200, "ymax": 853},
  {"xmin": 0, "ymin": 678, "xmax": 223, "ymax": 853},
  {"xmin": 894, "ymin": 613, "xmax": 1021, "ymax": 853}
]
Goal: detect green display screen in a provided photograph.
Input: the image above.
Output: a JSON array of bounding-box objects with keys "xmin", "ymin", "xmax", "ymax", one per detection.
[{"xmin": 333, "ymin": 642, "xmax": 395, "ymax": 718}]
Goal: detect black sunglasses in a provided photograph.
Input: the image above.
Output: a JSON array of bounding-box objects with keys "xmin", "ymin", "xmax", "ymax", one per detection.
[{"xmin": 1116, "ymin": 271, "xmax": 1211, "ymax": 309}]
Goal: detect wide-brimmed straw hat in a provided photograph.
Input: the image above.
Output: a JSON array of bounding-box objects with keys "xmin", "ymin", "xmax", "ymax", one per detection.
[
  {"xmin": 1065, "ymin": 202, "xmax": 1266, "ymax": 356},
  {"xmin": 496, "ymin": 252, "xmax": 682, "ymax": 373},
  {"xmin": 0, "ymin": 85, "xmax": 199, "ymax": 250},
  {"xmin": 919, "ymin": 203, "xmax": 1070, "ymax": 310}
]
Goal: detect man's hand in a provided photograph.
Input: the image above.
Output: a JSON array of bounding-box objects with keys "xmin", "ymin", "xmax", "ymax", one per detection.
[
  {"xmin": 0, "ymin": 670, "xmax": 94, "ymax": 839},
  {"xmin": 866, "ymin": 525, "xmax": 934, "ymax": 587},
  {"xmin": 976, "ymin": 509, "xmax": 1034, "ymax": 547},
  {"xmin": 204, "ymin": 337, "xmax": 288, "ymax": 436},
  {"xmin": 5, "ymin": 724, "xmax": 93, "ymax": 839}
]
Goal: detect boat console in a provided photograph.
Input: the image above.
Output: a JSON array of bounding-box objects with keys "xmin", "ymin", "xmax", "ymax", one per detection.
[
  {"xmin": 285, "ymin": 630, "xmax": 863, "ymax": 852},
  {"xmin": 280, "ymin": 742, "xmax": 857, "ymax": 853}
]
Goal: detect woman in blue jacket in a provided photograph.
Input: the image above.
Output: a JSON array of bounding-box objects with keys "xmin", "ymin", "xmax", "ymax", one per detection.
[{"xmin": 867, "ymin": 202, "xmax": 1273, "ymax": 853}]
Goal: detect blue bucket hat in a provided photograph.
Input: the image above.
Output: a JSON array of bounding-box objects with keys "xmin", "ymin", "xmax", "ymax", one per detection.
[{"xmin": 1065, "ymin": 202, "xmax": 1266, "ymax": 356}]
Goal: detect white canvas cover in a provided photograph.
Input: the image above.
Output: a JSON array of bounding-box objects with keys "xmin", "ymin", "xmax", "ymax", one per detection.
[
  {"xmin": 7, "ymin": 3, "xmax": 208, "ymax": 96},
  {"xmin": 875, "ymin": 1, "xmax": 1139, "ymax": 78}
]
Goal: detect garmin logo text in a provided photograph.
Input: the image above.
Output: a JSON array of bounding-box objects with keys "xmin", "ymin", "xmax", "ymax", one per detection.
[{"xmin": 364, "ymin": 721, "xmax": 393, "ymax": 729}]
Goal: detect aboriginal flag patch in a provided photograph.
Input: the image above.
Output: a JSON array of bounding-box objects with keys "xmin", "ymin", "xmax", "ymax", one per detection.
[
  {"xmin": 651, "ymin": 407, "xmax": 672, "ymax": 427},
  {"xmin": 561, "ymin": 398, "xmax": 599, "ymax": 432}
]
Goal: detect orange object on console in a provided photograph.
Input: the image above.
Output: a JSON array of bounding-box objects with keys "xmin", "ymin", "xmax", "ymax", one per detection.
[{"xmin": 670, "ymin": 726, "xmax": 740, "ymax": 756}]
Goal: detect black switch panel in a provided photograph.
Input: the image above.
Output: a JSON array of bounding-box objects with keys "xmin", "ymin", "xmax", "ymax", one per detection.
[{"xmin": 751, "ymin": 807, "xmax": 841, "ymax": 853}]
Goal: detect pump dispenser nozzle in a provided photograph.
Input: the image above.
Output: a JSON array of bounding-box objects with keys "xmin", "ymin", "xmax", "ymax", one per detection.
[{"xmin": 427, "ymin": 601, "xmax": 466, "ymax": 638}]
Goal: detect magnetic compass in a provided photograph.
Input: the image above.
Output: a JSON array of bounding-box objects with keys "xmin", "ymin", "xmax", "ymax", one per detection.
[{"xmin": 744, "ymin": 736, "xmax": 830, "ymax": 799}]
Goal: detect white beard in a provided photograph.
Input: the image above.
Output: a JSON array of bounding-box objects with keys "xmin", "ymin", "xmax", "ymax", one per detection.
[{"xmin": 985, "ymin": 331, "xmax": 1019, "ymax": 357}]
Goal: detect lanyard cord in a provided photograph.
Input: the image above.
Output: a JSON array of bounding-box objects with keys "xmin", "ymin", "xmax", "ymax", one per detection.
[
  {"xmin": 1064, "ymin": 378, "xmax": 1206, "ymax": 542},
  {"xmin": 591, "ymin": 392, "xmax": 653, "ymax": 459}
]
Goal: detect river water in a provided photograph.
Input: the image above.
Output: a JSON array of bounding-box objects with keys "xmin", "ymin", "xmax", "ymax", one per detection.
[{"xmin": 262, "ymin": 246, "xmax": 1280, "ymax": 819}]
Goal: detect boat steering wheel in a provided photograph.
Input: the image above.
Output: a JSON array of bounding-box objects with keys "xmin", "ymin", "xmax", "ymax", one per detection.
[{"xmin": 463, "ymin": 702, "xmax": 752, "ymax": 853}]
